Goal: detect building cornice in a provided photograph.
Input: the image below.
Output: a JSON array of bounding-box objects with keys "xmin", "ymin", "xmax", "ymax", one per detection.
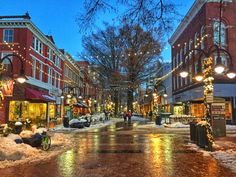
[
  {"xmin": 169, "ymin": 0, "xmax": 206, "ymax": 45},
  {"xmin": 0, "ymin": 19, "xmax": 66, "ymax": 61}
]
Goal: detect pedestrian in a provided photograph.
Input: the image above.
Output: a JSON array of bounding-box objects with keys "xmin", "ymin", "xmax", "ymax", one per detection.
[
  {"xmin": 123, "ymin": 111, "xmax": 127, "ymax": 122},
  {"xmin": 103, "ymin": 110, "xmax": 108, "ymax": 120},
  {"xmin": 127, "ymin": 110, "xmax": 132, "ymax": 123},
  {"xmin": 149, "ymin": 111, "xmax": 153, "ymax": 121}
]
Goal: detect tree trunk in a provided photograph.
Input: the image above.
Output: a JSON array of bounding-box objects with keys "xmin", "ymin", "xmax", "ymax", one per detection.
[
  {"xmin": 114, "ymin": 90, "xmax": 119, "ymax": 116},
  {"xmin": 127, "ymin": 89, "xmax": 134, "ymax": 112}
]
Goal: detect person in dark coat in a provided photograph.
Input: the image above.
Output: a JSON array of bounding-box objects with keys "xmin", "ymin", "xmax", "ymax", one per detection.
[
  {"xmin": 123, "ymin": 111, "xmax": 127, "ymax": 122},
  {"xmin": 127, "ymin": 110, "xmax": 132, "ymax": 122}
]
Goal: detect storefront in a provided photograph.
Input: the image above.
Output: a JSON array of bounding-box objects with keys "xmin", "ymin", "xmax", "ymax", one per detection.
[{"xmin": 1, "ymin": 84, "xmax": 56, "ymax": 125}]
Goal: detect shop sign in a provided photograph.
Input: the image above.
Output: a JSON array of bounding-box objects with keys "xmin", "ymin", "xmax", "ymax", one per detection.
[
  {"xmin": 211, "ymin": 103, "xmax": 225, "ymax": 119},
  {"xmin": 206, "ymin": 93, "xmax": 213, "ymax": 103}
]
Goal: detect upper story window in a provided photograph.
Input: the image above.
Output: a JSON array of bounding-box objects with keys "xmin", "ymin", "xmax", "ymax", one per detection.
[
  {"xmin": 32, "ymin": 36, "xmax": 43, "ymax": 54},
  {"xmin": 213, "ymin": 21, "xmax": 226, "ymax": 47},
  {"xmin": 1, "ymin": 52, "xmax": 12, "ymax": 72},
  {"xmin": 3, "ymin": 29, "xmax": 14, "ymax": 43},
  {"xmin": 48, "ymin": 67, "xmax": 52, "ymax": 84},
  {"xmin": 55, "ymin": 56, "xmax": 61, "ymax": 67},
  {"xmin": 184, "ymin": 43, "xmax": 187, "ymax": 55},
  {"xmin": 48, "ymin": 48, "xmax": 53, "ymax": 60},
  {"xmin": 172, "ymin": 56, "xmax": 176, "ymax": 68},
  {"xmin": 32, "ymin": 57, "xmax": 36, "ymax": 78},
  {"xmin": 200, "ymin": 26, "xmax": 205, "ymax": 49},
  {"xmin": 194, "ymin": 32, "xmax": 199, "ymax": 54},
  {"xmin": 180, "ymin": 48, "xmax": 183, "ymax": 64},
  {"xmin": 189, "ymin": 39, "xmax": 193, "ymax": 58}
]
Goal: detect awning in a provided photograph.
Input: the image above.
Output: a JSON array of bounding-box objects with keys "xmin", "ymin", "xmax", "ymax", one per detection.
[
  {"xmin": 25, "ymin": 88, "xmax": 56, "ymax": 102},
  {"xmin": 73, "ymin": 102, "xmax": 88, "ymax": 108}
]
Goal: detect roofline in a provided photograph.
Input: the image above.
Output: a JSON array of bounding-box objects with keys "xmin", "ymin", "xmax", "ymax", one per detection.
[
  {"xmin": 168, "ymin": 0, "xmax": 206, "ymax": 45},
  {"xmin": 0, "ymin": 18, "xmax": 66, "ymax": 60}
]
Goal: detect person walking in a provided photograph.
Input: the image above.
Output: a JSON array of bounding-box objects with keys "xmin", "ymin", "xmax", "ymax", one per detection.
[
  {"xmin": 123, "ymin": 111, "xmax": 127, "ymax": 122},
  {"xmin": 127, "ymin": 110, "xmax": 132, "ymax": 123}
]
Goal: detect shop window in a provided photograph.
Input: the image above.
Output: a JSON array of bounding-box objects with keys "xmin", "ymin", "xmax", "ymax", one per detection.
[
  {"xmin": 225, "ymin": 101, "xmax": 232, "ymax": 120},
  {"xmin": 9, "ymin": 101, "xmax": 47, "ymax": 122},
  {"xmin": 191, "ymin": 103, "xmax": 204, "ymax": 118},
  {"xmin": 3, "ymin": 29, "xmax": 14, "ymax": 43}
]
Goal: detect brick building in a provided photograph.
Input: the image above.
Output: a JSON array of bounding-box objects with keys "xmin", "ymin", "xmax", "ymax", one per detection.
[
  {"xmin": 169, "ymin": 0, "xmax": 236, "ymax": 123},
  {"xmin": 0, "ymin": 14, "xmax": 65, "ymax": 124}
]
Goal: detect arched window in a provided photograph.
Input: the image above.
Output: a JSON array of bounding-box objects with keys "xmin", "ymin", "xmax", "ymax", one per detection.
[
  {"xmin": 189, "ymin": 39, "xmax": 192, "ymax": 59},
  {"xmin": 213, "ymin": 21, "xmax": 226, "ymax": 47},
  {"xmin": 200, "ymin": 26, "xmax": 205, "ymax": 49},
  {"xmin": 194, "ymin": 32, "xmax": 199, "ymax": 54},
  {"xmin": 180, "ymin": 48, "xmax": 183, "ymax": 64}
]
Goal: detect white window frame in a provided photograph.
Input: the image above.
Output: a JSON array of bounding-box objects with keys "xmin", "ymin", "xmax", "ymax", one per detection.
[{"xmin": 3, "ymin": 29, "xmax": 14, "ymax": 43}]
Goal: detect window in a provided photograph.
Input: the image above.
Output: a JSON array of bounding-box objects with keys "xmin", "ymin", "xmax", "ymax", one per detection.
[
  {"xmin": 57, "ymin": 75, "xmax": 60, "ymax": 88},
  {"xmin": 184, "ymin": 43, "xmax": 187, "ymax": 55},
  {"xmin": 194, "ymin": 61, "xmax": 198, "ymax": 75},
  {"xmin": 173, "ymin": 76, "xmax": 176, "ymax": 90},
  {"xmin": 48, "ymin": 67, "xmax": 52, "ymax": 84},
  {"xmin": 54, "ymin": 72, "xmax": 57, "ymax": 87},
  {"xmin": 32, "ymin": 58, "xmax": 36, "ymax": 78},
  {"xmin": 213, "ymin": 21, "xmax": 226, "ymax": 47},
  {"xmin": 176, "ymin": 53, "xmax": 179, "ymax": 66},
  {"xmin": 189, "ymin": 39, "xmax": 192, "ymax": 59},
  {"xmin": 39, "ymin": 62, "xmax": 43, "ymax": 81},
  {"xmin": 55, "ymin": 56, "xmax": 60, "ymax": 67},
  {"xmin": 32, "ymin": 36, "xmax": 43, "ymax": 54},
  {"xmin": 180, "ymin": 48, "xmax": 183, "ymax": 64},
  {"xmin": 200, "ymin": 26, "xmax": 205, "ymax": 49},
  {"xmin": 189, "ymin": 64, "xmax": 192, "ymax": 83},
  {"xmin": 3, "ymin": 29, "xmax": 14, "ymax": 43},
  {"xmin": 1, "ymin": 52, "xmax": 12, "ymax": 72},
  {"xmin": 176, "ymin": 76, "xmax": 179, "ymax": 89},
  {"xmin": 48, "ymin": 48, "xmax": 53, "ymax": 60},
  {"xmin": 173, "ymin": 57, "xmax": 175, "ymax": 68},
  {"xmin": 194, "ymin": 32, "xmax": 199, "ymax": 54}
]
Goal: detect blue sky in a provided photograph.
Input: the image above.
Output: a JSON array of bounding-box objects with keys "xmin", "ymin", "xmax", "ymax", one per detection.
[{"xmin": 0, "ymin": 0, "xmax": 194, "ymax": 61}]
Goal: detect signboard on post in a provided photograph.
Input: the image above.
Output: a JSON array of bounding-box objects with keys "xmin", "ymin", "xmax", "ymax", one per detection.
[
  {"xmin": 211, "ymin": 103, "xmax": 226, "ymax": 137},
  {"xmin": 206, "ymin": 93, "xmax": 214, "ymax": 103}
]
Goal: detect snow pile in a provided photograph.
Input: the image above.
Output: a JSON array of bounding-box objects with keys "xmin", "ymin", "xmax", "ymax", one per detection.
[
  {"xmin": 52, "ymin": 118, "xmax": 122, "ymax": 132},
  {"xmin": 0, "ymin": 133, "xmax": 72, "ymax": 169},
  {"xmin": 186, "ymin": 142, "xmax": 236, "ymax": 173},
  {"xmin": 163, "ymin": 122, "xmax": 190, "ymax": 128},
  {"xmin": 211, "ymin": 150, "xmax": 236, "ymax": 173},
  {"xmin": 226, "ymin": 125, "xmax": 236, "ymax": 130}
]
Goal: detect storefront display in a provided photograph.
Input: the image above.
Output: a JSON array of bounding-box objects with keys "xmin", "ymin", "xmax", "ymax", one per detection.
[{"xmin": 9, "ymin": 101, "xmax": 47, "ymax": 122}]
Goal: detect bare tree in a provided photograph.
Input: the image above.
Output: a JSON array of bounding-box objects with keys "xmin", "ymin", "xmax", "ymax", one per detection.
[
  {"xmin": 119, "ymin": 24, "xmax": 162, "ymax": 111},
  {"xmin": 82, "ymin": 24, "xmax": 162, "ymax": 113},
  {"xmin": 77, "ymin": 0, "xmax": 179, "ymax": 33},
  {"xmin": 82, "ymin": 25, "xmax": 124, "ymax": 115}
]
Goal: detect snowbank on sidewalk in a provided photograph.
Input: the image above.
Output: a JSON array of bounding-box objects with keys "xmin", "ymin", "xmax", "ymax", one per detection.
[
  {"xmin": 163, "ymin": 122, "xmax": 190, "ymax": 128},
  {"xmin": 0, "ymin": 133, "xmax": 72, "ymax": 169},
  {"xmin": 52, "ymin": 118, "xmax": 123, "ymax": 132},
  {"xmin": 186, "ymin": 142, "xmax": 236, "ymax": 173}
]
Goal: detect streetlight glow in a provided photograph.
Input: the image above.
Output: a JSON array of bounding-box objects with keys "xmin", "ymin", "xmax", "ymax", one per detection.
[
  {"xmin": 180, "ymin": 70, "xmax": 189, "ymax": 78},
  {"xmin": 214, "ymin": 65, "xmax": 225, "ymax": 74},
  {"xmin": 195, "ymin": 75, "xmax": 204, "ymax": 82},
  {"xmin": 227, "ymin": 71, "xmax": 236, "ymax": 79},
  {"xmin": 163, "ymin": 93, "xmax": 168, "ymax": 98}
]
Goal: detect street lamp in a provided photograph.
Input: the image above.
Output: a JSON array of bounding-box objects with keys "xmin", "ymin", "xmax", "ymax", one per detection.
[{"xmin": 0, "ymin": 54, "xmax": 27, "ymax": 84}]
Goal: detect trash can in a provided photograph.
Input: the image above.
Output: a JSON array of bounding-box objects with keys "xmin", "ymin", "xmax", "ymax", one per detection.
[
  {"xmin": 197, "ymin": 125, "xmax": 207, "ymax": 148},
  {"xmin": 14, "ymin": 122, "xmax": 23, "ymax": 134},
  {"xmin": 155, "ymin": 115, "xmax": 162, "ymax": 125},
  {"xmin": 189, "ymin": 122, "xmax": 197, "ymax": 142},
  {"xmin": 63, "ymin": 116, "xmax": 69, "ymax": 128}
]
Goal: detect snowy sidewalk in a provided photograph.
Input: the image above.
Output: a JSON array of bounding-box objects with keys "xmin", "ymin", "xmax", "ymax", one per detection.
[
  {"xmin": 186, "ymin": 133, "xmax": 236, "ymax": 174},
  {"xmin": 50, "ymin": 118, "xmax": 123, "ymax": 132}
]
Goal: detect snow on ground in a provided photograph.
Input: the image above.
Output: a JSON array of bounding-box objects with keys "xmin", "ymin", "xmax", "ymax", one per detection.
[
  {"xmin": 163, "ymin": 122, "xmax": 190, "ymax": 128},
  {"xmin": 51, "ymin": 118, "xmax": 123, "ymax": 132},
  {"xmin": 186, "ymin": 141, "xmax": 236, "ymax": 173},
  {"xmin": 0, "ymin": 133, "xmax": 72, "ymax": 169}
]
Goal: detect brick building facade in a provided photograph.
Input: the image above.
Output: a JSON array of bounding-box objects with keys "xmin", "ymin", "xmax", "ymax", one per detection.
[
  {"xmin": 0, "ymin": 14, "xmax": 65, "ymax": 124},
  {"xmin": 169, "ymin": 0, "xmax": 236, "ymax": 123}
]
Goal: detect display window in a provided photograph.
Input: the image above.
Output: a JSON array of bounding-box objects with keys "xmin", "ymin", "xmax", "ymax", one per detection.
[
  {"xmin": 191, "ymin": 103, "xmax": 204, "ymax": 118},
  {"xmin": 9, "ymin": 101, "xmax": 47, "ymax": 122},
  {"xmin": 174, "ymin": 105, "xmax": 184, "ymax": 115}
]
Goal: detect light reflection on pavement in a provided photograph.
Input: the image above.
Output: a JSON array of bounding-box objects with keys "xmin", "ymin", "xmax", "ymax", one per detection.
[{"xmin": 0, "ymin": 121, "xmax": 235, "ymax": 177}]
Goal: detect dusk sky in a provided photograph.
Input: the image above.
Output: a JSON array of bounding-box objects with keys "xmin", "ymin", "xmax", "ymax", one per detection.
[{"xmin": 0, "ymin": 0, "xmax": 194, "ymax": 61}]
